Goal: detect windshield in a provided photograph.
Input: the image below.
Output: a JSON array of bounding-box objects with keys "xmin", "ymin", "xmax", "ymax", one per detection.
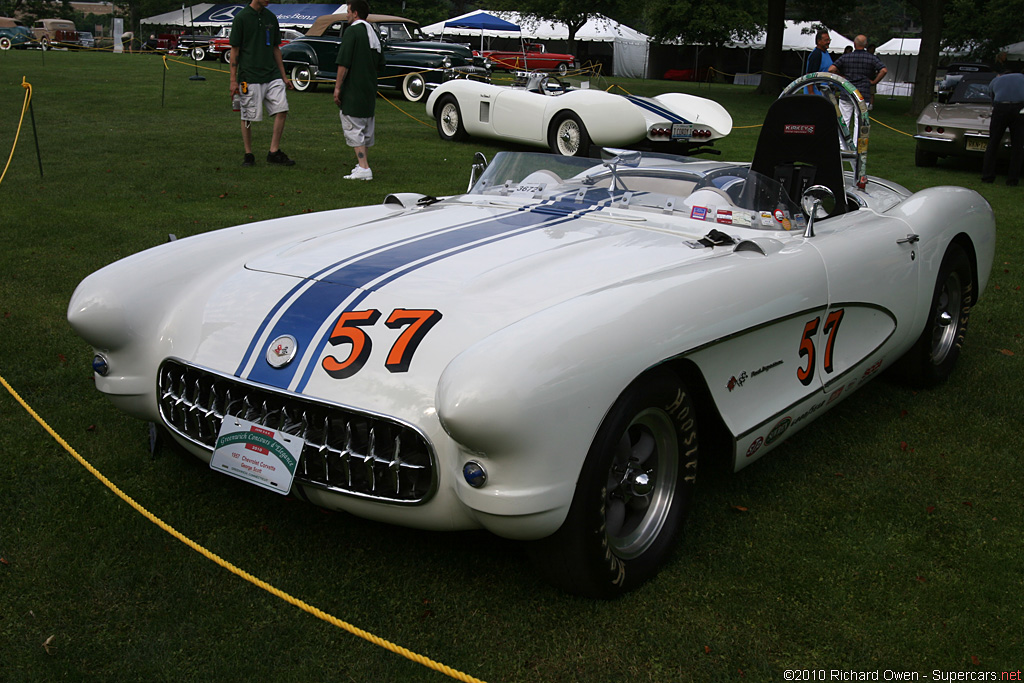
[
  {"xmin": 949, "ymin": 75, "xmax": 995, "ymax": 104},
  {"xmin": 469, "ymin": 151, "xmax": 805, "ymax": 230}
]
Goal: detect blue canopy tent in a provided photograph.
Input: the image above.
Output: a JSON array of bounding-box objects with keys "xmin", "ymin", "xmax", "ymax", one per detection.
[{"xmin": 440, "ymin": 10, "xmax": 521, "ymax": 53}]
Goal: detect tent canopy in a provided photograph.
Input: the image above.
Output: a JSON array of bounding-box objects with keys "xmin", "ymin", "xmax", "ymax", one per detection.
[
  {"xmin": 424, "ymin": 10, "xmax": 647, "ymax": 44},
  {"xmin": 444, "ymin": 11, "xmax": 520, "ymax": 34},
  {"xmin": 727, "ymin": 21, "xmax": 854, "ymax": 52},
  {"xmin": 142, "ymin": 3, "xmax": 345, "ymax": 28}
]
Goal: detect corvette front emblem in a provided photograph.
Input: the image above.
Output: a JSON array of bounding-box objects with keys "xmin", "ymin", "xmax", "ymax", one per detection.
[{"xmin": 266, "ymin": 335, "xmax": 298, "ymax": 368}]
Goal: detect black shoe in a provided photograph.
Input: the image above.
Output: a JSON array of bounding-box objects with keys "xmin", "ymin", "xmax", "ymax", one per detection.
[
  {"xmin": 267, "ymin": 149, "xmax": 295, "ymax": 166},
  {"xmin": 242, "ymin": 153, "xmax": 255, "ymax": 167},
  {"xmin": 1008, "ymin": 178, "xmax": 1019, "ymax": 186}
]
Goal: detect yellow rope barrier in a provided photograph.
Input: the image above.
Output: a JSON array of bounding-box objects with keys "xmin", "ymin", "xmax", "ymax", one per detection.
[
  {"xmin": 0, "ymin": 78, "xmax": 32, "ymax": 188},
  {"xmin": 0, "ymin": 372, "xmax": 487, "ymax": 683}
]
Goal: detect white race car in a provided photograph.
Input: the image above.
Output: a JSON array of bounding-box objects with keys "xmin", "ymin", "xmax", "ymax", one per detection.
[
  {"xmin": 426, "ymin": 71, "xmax": 733, "ymax": 156},
  {"xmin": 68, "ymin": 75, "xmax": 994, "ymax": 597}
]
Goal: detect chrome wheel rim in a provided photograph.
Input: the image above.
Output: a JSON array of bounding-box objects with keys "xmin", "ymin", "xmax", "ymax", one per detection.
[
  {"xmin": 404, "ymin": 74, "xmax": 426, "ymax": 101},
  {"xmin": 557, "ymin": 120, "xmax": 580, "ymax": 155},
  {"xmin": 604, "ymin": 408, "xmax": 678, "ymax": 559},
  {"xmin": 291, "ymin": 66, "xmax": 311, "ymax": 90},
  {"xmin": 930, "ymin": 269, "xmax": 962, "ymax": 365},
  {"xmin": 440, "ymin": 103, "xmax": 460, "ymax": 137}
]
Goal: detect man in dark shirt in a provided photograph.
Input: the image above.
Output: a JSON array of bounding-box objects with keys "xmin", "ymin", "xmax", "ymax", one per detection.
[
  {"xmin": 829, "ymin": 34, "xmax": 887, "ymax": 109},
  {"xmin": 229, "ymin": 0, "xmax": 295, "ymax": 166},
  {"xmin": 982, "ymin": 66, "xmax": 1024, "ymax": 185}
]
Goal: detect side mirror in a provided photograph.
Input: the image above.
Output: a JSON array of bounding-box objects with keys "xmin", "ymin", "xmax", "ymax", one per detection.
[
  {"xmin": 801, "ymin": 184, "xmax": 835, "ymax": 238},
  {"xmin": 468, "ymin": 151, "xmax": 488, "ymax": 192}
]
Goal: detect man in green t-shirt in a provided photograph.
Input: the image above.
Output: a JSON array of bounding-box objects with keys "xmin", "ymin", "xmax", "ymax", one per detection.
[
  {"xmin": 333, "ymin": 0, "xmax": 384, "ymax": 180},
  {"xmin": 229, "ymin": 0, "xmax": 295, "ymax": 166}
]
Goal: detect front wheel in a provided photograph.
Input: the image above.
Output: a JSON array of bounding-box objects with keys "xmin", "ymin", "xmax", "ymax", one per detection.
[
  {"xmin": 191, "ymin": 46, "xmax": 206, "ymax": 61},
  {"xmin": 896, "ymin": 243, "xmax": 974, "ymax": 387},
  {"xmin": 0, "ymin": 37, "xmax": 12, "ymax": 51},
  {"xmin": 290, "ymin": 64, "xmax": 317, "ymax": 92},
  {"xmin": 556, "ymin": 62, "xmax": 569, "ymax": 75},
  {"xmin": 528, "ymin": 371, "xmax": 699, "ymax": 597},
  {"xmin": 221, "ymin": 49, "xmax": 231, "ymax": 64},
  {"xmin": 436, "ymin": 95, "xmax": 468, "ymax": 141},
  {"xmin": 401, "ymin": 72, "xmax": 427, "ymax": 102},
  {"xmin": 549, "ymin": 111, "xmax": 591, "ymax": 157}
]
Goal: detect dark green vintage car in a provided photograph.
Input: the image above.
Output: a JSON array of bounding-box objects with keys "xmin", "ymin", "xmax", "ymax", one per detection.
[
  {"xmin": 0, "ymin": 16, "xmax": 33, "ymax": 50},
  {"xmin": 281, "ymin": 13, "xmax": 490, "ymax": 102}
]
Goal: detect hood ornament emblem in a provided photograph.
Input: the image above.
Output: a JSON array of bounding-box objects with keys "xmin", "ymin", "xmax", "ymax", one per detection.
[{"xmin": 266, "ymin": 335, "xmax": 298, "ymax": 368}]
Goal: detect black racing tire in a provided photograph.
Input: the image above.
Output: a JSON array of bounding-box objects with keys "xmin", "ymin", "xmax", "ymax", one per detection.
[
  {"xmin": 896, "ymin": 242, "xmax": 974, "ymax": 387},
  {"xmin": 401, "ymin": 72, "xmax": 427, "ymax": 102},
  {"xmin": 549, "ymin": 111, "xmax": 592, "ymax": 157},
  {"xmin": 290, "ymin": 64, "xmax": 317, "ymax": 92},
  {"xmin": 435, "ymin": 95, "xmax": 468, "ymax": 142},
  {"xmin": 527, "ymin": 371, "xmax": 699, "ymax": 598},
  {"xmin": 915, "ymin": 145, "xmax": 938, "ymax": 167}
]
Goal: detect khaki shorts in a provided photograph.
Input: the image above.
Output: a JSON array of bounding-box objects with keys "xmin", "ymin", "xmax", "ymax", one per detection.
[
  {"xmin": 239, "ymin": 79, "xmax": 289, "ymax": 123},
  {"xmin": 340, "ymin": 113, "xmax": 375, "ymax": 147}
]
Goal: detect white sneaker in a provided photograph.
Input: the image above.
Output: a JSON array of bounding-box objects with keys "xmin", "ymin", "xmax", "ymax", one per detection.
[{"xmin": 344, "ymin": 166, "xmax": 373, "ymax": 181}]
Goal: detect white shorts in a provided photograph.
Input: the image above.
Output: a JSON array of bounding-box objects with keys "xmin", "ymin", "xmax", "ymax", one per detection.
[
  {"xmin": 340, "ymin": 113, "xmax": 375, "ymax": 147},
  {"xmin": 240, "ymin": 79, "xmax": 289, "ymax": 123}
]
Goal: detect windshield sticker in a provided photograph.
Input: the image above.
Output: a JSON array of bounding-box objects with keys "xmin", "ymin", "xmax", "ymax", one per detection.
[{"xmin": 716, "ymin": 210, "xmax": 733, "ymax": 225}]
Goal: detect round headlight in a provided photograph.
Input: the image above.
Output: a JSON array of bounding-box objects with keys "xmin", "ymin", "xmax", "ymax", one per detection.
[{"xmin": 92, "ymin": 353, "xmax": 110, "ymax": 376}]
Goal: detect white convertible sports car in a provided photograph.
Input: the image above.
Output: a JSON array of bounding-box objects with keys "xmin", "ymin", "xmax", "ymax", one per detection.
[
  {"xmin": 68, "ymin": 75, "xmax": 994, "ymax": 597},
  {"xmin": 425, "ymin": 71, "xmax": 733, "ymax": 156}
]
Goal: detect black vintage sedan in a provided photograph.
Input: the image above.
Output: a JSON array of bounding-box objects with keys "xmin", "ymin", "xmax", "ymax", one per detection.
[{"xmin": 281, "ymin": 13, "xmax": 490, "ymax": 102}]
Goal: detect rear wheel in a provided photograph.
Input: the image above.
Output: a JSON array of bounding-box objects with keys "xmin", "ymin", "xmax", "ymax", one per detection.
[
  {"xmin": 401, "ymin": 73, "xmax": 427, "ymax": 102},
  {"xmin": 436, "ymin": 95, "xmax": 468, "ymax": 141},
  {"xmin": 896, "ymin": 243, "xmax": 974, "ymax": 387},
  {"xmin": 290, "ymin": 64, "xmax": 317, "ymax": 92},
  {"xmin": 549, "ymin": 111, "xmax": 591, "ymax": 157},
  {"xmin": 915, "ymin": 145, "xmax": 938, "ymax": 167},
  {"xmin": 528, "ymin": 371, "xmax": 699, "ymax": 597}
]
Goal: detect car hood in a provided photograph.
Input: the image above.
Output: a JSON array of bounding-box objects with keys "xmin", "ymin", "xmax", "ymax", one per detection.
[{"xmin": 919, "ymin": 102, "xmax": 992, "ymax": 127}]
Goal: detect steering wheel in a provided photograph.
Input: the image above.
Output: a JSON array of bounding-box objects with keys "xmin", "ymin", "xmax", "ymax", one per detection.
[
  {"xmin": 545, "ymin": 73, "xmax": 569, "ymax": 94},
  {"xmin": 779, "ymin": 72, "xmax": 870, "ymax": 187}
]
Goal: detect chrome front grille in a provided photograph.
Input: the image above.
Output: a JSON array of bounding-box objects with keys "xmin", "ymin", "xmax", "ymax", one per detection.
[{"xmin": 157, "ymin": 359, "xmax": 436, "ymax": 504}]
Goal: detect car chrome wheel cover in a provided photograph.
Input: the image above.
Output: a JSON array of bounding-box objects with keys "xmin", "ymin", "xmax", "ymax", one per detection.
[
  {"xmin": 930, "ymin": 269, "xmax": 963, "ymax": 365},
  {"xmin": 404, "ymin": 74, "xmax": 426, "ymax": 101},
  {"xmin": 557, "ymin": 120, "xmax": 581, "ymax": 155},
  {"xmin": 0, "ymin": 37, "xmax": 11, "ymax": 50},
  {"xmin": 440, "ymin": 102, "xmax": 460, "ymax": 137},
  {"xmin": 291, "ymin": 65, "xmax": 312, "ymax": 90},
  {"xmin": 604, "ymin": 407, "xmax": 678, "ymax": 560}
]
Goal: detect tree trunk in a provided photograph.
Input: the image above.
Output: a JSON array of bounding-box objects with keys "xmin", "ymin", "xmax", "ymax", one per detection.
[
  {"xmin": 910, "ymin": 0, "xmax": 944, "ymax": 115},
  {"xmin": 755, "ymin": 0, "xmax": 787, "ymax": 96}
]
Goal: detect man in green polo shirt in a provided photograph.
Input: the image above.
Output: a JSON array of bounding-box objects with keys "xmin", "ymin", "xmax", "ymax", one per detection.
[
  {"xmin": 229, "ymin": 0, "xmax": 295, "ymax": 166},
  {"xmin": 333, "ymin": 0, "xmax": 384, "ymax": 180}
]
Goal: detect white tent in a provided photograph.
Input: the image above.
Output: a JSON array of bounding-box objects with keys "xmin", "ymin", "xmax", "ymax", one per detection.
[
  {"xmin": 875, "ymin": 37, "xmax": 919, "ymax": 85},
  {"xmin": 141, "ymin": 4, "xmax": 215, "ymax": 27},
  {"xmin": 1004, "ymin": 40, "xmax": 1024, "ymax": 58},
  {"xmin": 727, "ymin": 21, "xmax": 854, "ymax": 54},
  {"xmin": 423, "ymin": 10, "xmax": 651, "ymax": 78}
]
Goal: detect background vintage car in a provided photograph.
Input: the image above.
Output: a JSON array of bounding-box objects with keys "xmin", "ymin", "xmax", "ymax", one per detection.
[
  {"xmin": 427, "ymin": 74, "xmax": 733, "ymax": 156},
  {"xmin": 200, "ymin": 27, "xmax": 304, "ymax": 63},
  {"xmin": 67, "ymin": 75, "xmax": 995, "ymax": 597},
  {"xmin": 915, "ymin": 72, "xmax": 1004, "ymax": 167},
  {"xmin": 0, "ymin": 16, "xmax": 32, "ymax": 50},
  {"xmin": 481, "ymin": 42, "xmax": 576, "ymax": 74},
  {"xmin": 31, "ymin": 18, "xmax": 80, "ymax": 48},
  {"xmin": 281, "ymin": 13, "xmax": 489, "ymax": 102}
]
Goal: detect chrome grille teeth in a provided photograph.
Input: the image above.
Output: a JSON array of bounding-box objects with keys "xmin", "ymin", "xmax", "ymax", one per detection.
[{"xmin": 156, "ymin": 360, "xmax": 434, "ymax": 503}]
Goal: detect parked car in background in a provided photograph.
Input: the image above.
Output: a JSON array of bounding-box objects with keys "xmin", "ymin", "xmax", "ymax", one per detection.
[
  {"xmin": 0, "ymin": 16, "xmax": 33, "ymax": 50},
  {"xmin": 428, "ymin": 72, "xmax": 732, "ymax": 156},
  {"xmin": 32, "ymin": 18, "xmax": 80, "ymax": 48},
  {"xmin": 915, "ymin": 72, "xmax": 1000, "ymax": 167},
  {"xmin": 481, "ymin": 42, "xmax": 575, "ymax": 74},
  {"xmin": 207, "ymin": 27, "xmax": 304, "ymax": 63},
  {"xmin": 934, "ymin": 62, "xmax": 993, "ymax": 101},
  {"xmin": 282, "ymin": 12, "xmax": 490, "ymax": 102},
  {"xmin": 78, "ymin": 31, "xmax": 95, "ymax": 48}
]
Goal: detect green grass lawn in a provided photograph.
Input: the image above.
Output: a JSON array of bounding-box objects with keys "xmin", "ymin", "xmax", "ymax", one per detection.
[{"xmin": 1, "ymin": 49, "xmax": 1021, "ymax": 682}]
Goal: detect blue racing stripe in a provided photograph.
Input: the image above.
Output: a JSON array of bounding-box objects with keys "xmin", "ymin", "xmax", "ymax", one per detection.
[
  {"xmin": 242, "ymin": 198, "xmax": 599, "ymax": 391},
  {"xmin": 624, "ymin": 95, "xmax": 690, "ymax": 124}
]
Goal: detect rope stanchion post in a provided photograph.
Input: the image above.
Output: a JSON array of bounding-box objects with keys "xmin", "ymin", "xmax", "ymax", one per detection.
[{"xmin": 27, "ymin": 81, "xmax": 43, "ymax": 177}]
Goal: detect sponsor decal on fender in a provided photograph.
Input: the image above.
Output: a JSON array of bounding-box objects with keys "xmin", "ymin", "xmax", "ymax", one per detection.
[
  {"xmin": 746, "ymin": 436, "xmax": 764, "ymax": 458},
  {"xmin": 766, "ymin": 417, "xmax": 791, "ymax": 445}
]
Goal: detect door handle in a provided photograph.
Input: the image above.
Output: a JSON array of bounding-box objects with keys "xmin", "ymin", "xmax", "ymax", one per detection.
[{"xmin": 896, "ymin": 234, "xmax": 920, "ymax": 245}]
